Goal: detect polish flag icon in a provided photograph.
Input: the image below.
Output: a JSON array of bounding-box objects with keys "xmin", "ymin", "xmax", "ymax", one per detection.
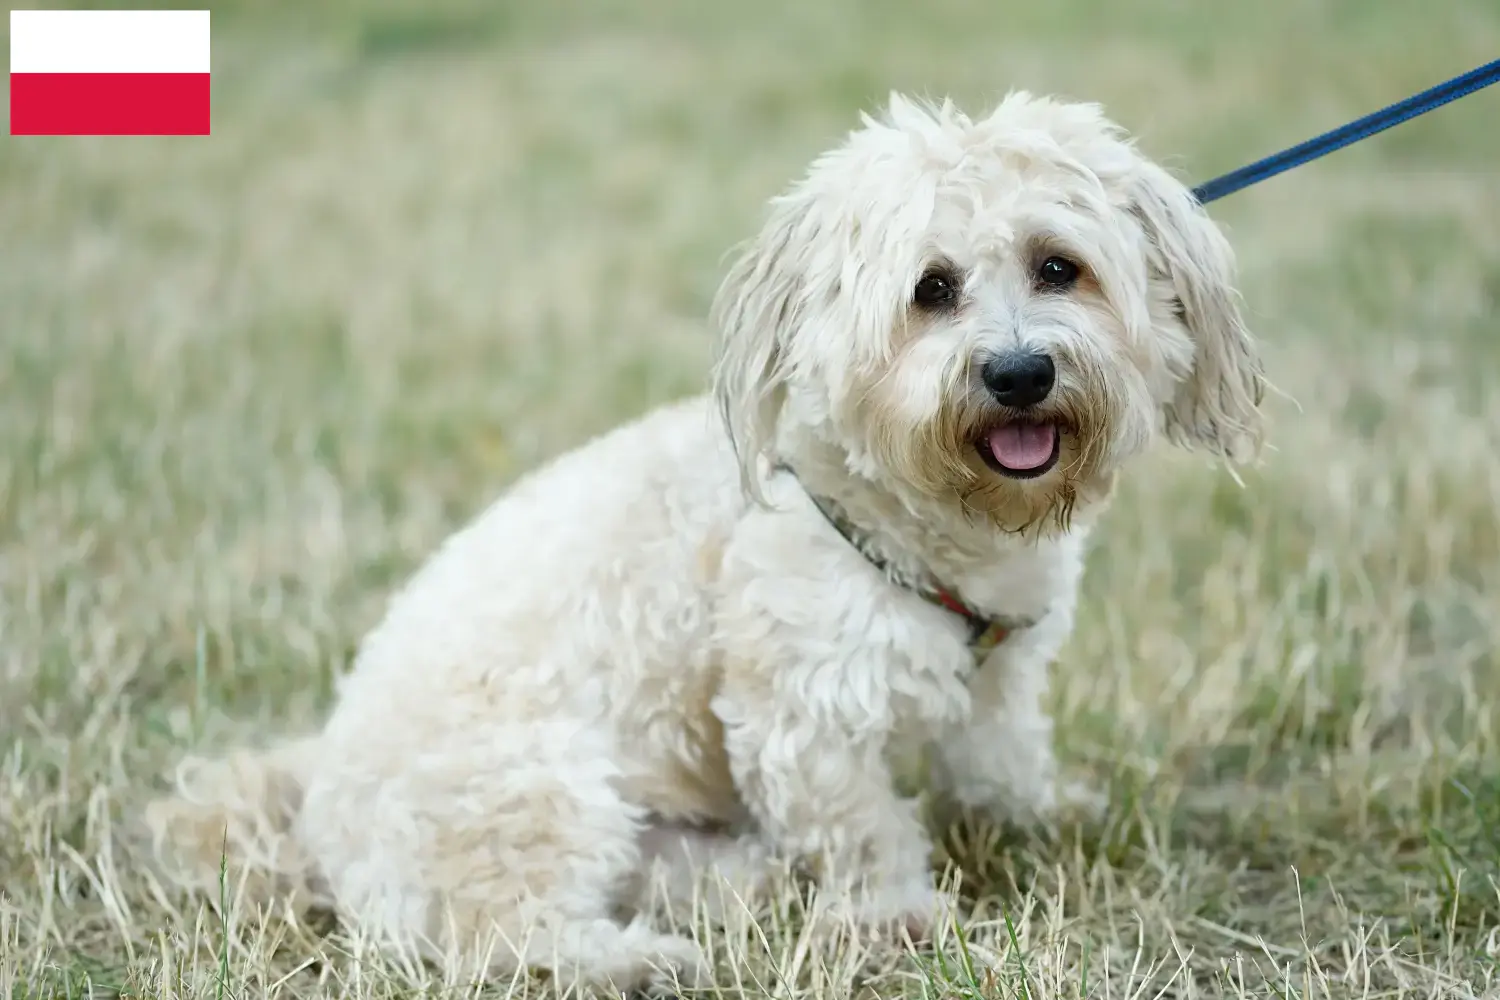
[{"xmin": 10, "ymin": 9, "xmax": 210, "ymax": 135}]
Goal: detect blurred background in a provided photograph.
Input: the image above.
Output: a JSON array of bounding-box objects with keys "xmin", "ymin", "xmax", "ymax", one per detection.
[{"xmin": 2, "ymin": 1, "xmax": 1498, "ymax": 996}]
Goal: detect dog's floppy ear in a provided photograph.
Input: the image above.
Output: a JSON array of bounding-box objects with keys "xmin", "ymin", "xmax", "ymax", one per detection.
[
  {"xmin": 710, "ymin": 195, "xmax": 809, "ymax": 501},
  {"xmin": 1127, "ymin": 159, "xmax": 1266, "ymax": 465}
]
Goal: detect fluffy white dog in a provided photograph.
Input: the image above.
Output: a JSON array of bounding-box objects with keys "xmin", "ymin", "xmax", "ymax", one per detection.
[{"xmin": 145, "ymin": 91, "xmax": 1263, "ymax": 993}]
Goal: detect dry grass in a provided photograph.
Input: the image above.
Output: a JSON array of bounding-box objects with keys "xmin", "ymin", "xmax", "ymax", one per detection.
[{"xmin": 3, "ymin": 0, "xmax": 1500, "ymax": 996}]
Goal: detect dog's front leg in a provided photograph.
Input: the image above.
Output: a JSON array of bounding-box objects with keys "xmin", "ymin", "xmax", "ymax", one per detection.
[
  {"xmin": 935, "ymin": 643, "xmax": 1060, "ymax": 824},
  {"xmin": 712, "ymin": 671, "xmax": 944, "ymax": 939},
  {"xmin": 932, "ymin": 612, "xmax": 1099, "ymax": 826}
]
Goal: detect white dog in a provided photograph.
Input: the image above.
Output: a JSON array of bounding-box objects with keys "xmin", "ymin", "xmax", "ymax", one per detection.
[{"xmin": 145, "ymin": 91, "xmax": 1263, "ymax": 993}]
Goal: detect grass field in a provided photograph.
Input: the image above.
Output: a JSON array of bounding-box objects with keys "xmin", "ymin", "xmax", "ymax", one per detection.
[{"xmin": 3, "ymin": 1, "xmax": 1500, "ymax": 996}]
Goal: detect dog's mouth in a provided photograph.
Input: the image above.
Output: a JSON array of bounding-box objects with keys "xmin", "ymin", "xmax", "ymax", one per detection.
[{"xmin": 977, "ymin": 422, "xmax": 1062, "ymax": 479}]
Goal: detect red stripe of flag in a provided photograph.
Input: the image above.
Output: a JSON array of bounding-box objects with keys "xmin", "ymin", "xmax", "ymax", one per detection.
[{"xmin": 10, "ymin": 73, "xmax": 210, "ymax": 135}]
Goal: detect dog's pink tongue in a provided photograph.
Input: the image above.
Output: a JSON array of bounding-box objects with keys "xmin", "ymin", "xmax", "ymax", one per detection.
[{"xmin": 988, "ymin": 424, "xmax": 1057, "ymax": 470}]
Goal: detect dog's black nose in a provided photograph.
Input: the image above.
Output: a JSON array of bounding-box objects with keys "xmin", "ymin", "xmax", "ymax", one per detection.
[{"xmin": 981, "ymin": 351, "xmax": 1055, "ymax": 408}]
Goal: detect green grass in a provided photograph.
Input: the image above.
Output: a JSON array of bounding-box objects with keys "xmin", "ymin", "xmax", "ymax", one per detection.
[{"xmin": 3, "ymin": 0, "xmax": 1500, "ymax": 996}]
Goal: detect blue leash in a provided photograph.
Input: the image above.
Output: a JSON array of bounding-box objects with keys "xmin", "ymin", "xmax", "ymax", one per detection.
[{"xmin": 1192, "ymin": 58, "xmax": 1500, "ymax": 204}]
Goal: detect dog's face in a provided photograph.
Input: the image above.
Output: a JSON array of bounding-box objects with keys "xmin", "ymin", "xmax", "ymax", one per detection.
[{"xmin": 713, "ymin": 92, "xmax": 1264, "ymax": 533}]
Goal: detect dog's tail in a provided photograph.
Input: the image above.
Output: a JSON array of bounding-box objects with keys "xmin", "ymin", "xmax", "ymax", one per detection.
[{"xmin": 141, "ymin": 736, "xmax": 326, "ymax": 906}]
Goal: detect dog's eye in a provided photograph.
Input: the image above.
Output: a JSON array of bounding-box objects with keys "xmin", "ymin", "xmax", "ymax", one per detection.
[
  {"xmin": 913, "ymin": 270, "xmax": 959, "ymax": 308},
  {"xmin": 1036, "ymin": 256, "xmax": 1080, "ymax": 289}
]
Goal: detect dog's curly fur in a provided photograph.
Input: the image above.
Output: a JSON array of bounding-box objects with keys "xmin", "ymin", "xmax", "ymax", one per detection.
[{"xmin": 144, "ymin": 91, "xmax": 1264, "ymax": 993}]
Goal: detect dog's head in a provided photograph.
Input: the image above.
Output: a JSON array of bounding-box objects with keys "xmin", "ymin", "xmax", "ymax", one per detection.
[{"xmin": 711, "ymin": 91, "xmax": 1264, "ymax": 533}]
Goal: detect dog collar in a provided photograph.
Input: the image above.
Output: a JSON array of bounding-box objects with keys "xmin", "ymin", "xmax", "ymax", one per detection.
[{"xmin": 774, "ymin": 464, "xmax": 1028, "ymax": 657}]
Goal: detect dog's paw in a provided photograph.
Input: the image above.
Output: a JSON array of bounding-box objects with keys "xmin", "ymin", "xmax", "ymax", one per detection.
[
  {"xmin": 818, "ymin": 882, "xmax": 954, "ymax": 948},
  {"xmin": 642, "ymin": 934, "xmax": 712, "ymax": 996},
  {"xmin": 1056, "ymin": 778, "xmax": 1107, "ymax": 822},
  {"xmin": 887, "ymin": 890, "xmax": 959, "ymax": 948},
  {"xmin": 954, "ymin": 774, "xmax": 1107, "ymax": 832}
]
